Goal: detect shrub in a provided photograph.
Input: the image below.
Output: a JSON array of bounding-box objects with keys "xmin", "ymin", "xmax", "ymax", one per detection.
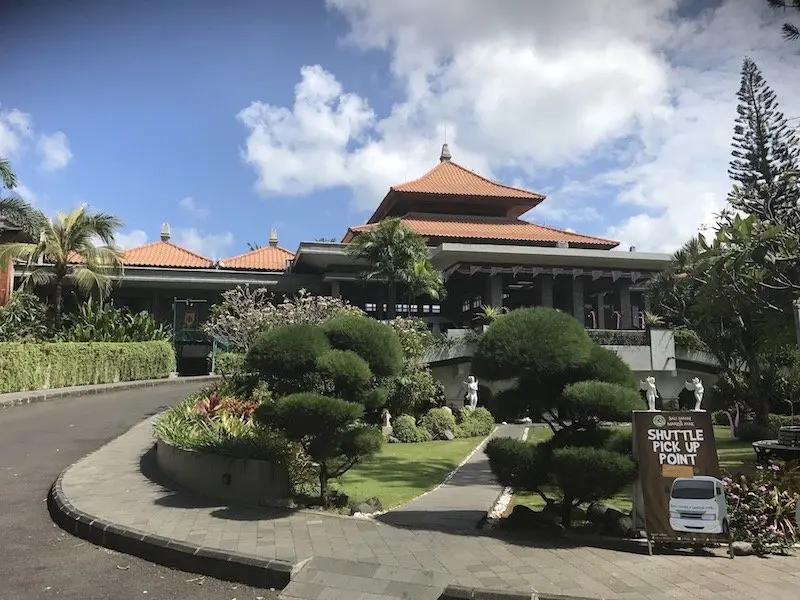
[
  {"xmin": 255, "ymin": 392, "xmax": 383, "ymax": 506},
  {"xmin": 490, "ymin": 386, "xmax": 532, "ymax": 422},
  {"xmin": 456, "ymin": 407, "xmax": 496, "ymax": 438},
  {"xmin": 420, "ymin": 407, "xmax": 457, "ymax": 440},
  {"xmin": 323, "ymin": 314, "xmax": 403, "ymax": 378},
  {"xmin": 767, "ymin": 414, "xmax": 800, "ymax": 437},
  {"xmin": 711, "ymin": 410, "xmax": 728, "ymax": 426},
  {"xmin": 215, "ymin": 351, "xmax": 245, "ymax": 376},
  {"xmin": 0, "ymin": 340, "xmax": 175, "ymax": 392},
  {"xmin": 246, "ymin": 324, "xmax": 329, "ymax": 395},
  {"xmin": 362, "ymin": 386, "xmax": 389, "ymax": 423},
  {"xmin": 473, "ymin": 307, "xmax": 592, "ymax": 382},
  {"xmin": 317, "ymin": 349, "xmax": 373, "ymax": 401},
  {"xmin": 0, "ymin": 291, "xmax": 52, "ymax": 342},
  {"xmin": 389, "ymin": 317, "xmax": 434, "ymax": 361},
  {"xmin": 60, "ymin": 298, "xmax": 170, "ymax": 342},
  {"xmin": 385, "ymin": 364, "xmax": 444, "ymax": 418},
  {"xmin": 392, "ymin": 414, "xmax": 427, "ymax": 443},
  {"xmin": 550, "ymin": 447, "xmax": 637, "ymax": 527},
  {"xmin": 724, "ymin": 465, "xmax": 797, "ymax": 555},
  {"xmin": 574, "ymin": 345, "xmax": 637, "ymax": 389},
  {"xmin": 561, "ymin": 381, "xmax": 641, "ymax": 423},
  {"xmin": 484, "ymin": 437, "xmax": 544, "ymax": 490}
]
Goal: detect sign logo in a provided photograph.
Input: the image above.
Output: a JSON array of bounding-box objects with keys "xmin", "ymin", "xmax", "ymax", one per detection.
[
  {"xmin": 652, "ymin": 414, "xmax": 666, "ymax": 428},
  {"xmin": 183, "ymin": 309, "xmax": 197, "ymax": 327}
]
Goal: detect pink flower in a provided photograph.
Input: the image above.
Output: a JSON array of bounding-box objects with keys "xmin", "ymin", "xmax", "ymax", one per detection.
[{"xmin": 758, "ymin": 485, "xmax": 767, "ymax": 492}]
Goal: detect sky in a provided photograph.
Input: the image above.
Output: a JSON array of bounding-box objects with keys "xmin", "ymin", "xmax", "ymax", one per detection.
[{"xmin": 1, "ymin": 0, "xmax": 798, "ymax": 259}]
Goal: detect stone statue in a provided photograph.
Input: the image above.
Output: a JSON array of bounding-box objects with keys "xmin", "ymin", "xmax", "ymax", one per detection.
[
  {"xmin": 684, "ymin": 377, "xmax": 705, "ymax": 411},
  {"xmin": 463, "ymin": 375, "xmax": 479, "ymax": 409},
  {"xmin": 640, "ymin": 376, "xmax": 658, "ymax": 411},
  {"xmin": 381, "ymin": 408, "xmax": 392, "ymax": 428}
]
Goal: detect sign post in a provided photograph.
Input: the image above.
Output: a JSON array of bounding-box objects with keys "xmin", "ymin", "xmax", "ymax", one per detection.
[{"xmin": 632, "ymin": 410, "xmax": 733, "ymax": 558}]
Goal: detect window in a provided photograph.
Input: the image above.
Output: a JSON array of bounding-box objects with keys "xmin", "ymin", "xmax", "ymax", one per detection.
[
  {"xmin": 423, "ymin": 305, "xmax": 431, "ymax": 314},
  {"xmin": 410, "ymin": 304, "xmax": 418, "ymax": 314},
  {"xmin": 462, "ymin": 299, "xmax": 471, "ymax": 312},
  {"xmin": 364, "ymin": 303, "xmax": 376, "ymax": 313},
  {"xmin": 472, "ymin": 297, "xmax": 482, "ymax": 309},
  {"xmin": 432, "ymin": 304, "xmax": 441, "ymax": 314}
]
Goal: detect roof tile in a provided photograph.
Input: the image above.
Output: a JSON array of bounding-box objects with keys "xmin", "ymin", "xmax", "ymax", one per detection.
[
  {"xmin": 391, "ymin": 160, "xmax": 545, "ymax": 200},
  {"xmin": 346, "ymin": 213, "xmax": 618, "ymax": 248},
  {"xmin": 219, "ymin": 245, "xmax": 294, "ymax": 271},
  {"xmin": 122, "ymin": 241, "xmax": 214, "ymax": 268}
]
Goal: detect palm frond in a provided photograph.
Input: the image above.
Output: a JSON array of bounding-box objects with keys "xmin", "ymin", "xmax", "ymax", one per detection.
[
  {"xmin": 71, "ymin": 266, "xmax": 113, "ymax": 298},
  {"xmin": 0, "ymin": 157, "xmax": 18, "ymax": 189},
  {"xmin": 20, "ymin": 267, "xmax": 55, "ymax": 289}
]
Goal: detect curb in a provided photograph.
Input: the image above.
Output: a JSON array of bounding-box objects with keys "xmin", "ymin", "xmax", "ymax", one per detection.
[
  {"xmin": 439, "ymin": 585, "xmax": 599, "ymax": 600},
  {"xmin": 1, "ymin": 375, "xmax": 220, "ymax": 409},
  {"xmin": 47, "ymin": 468, "xmax": 297, "ymax": 590}
]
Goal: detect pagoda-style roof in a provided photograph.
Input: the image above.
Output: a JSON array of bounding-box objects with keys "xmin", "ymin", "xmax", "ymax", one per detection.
[
  {"xmin": 343, "ymin": 213, "xmax": 619, "ymax": 249},
  {"xmin": 367, "ymin": 145, "xmax": 545, "ymax": 223},
  {"xmin": 122, "ymin": 240, "xmax": 214, "ymax": 268},
  {"xmin": 219, "ymin": 244, "xmax": 294, "ymax": 271}
]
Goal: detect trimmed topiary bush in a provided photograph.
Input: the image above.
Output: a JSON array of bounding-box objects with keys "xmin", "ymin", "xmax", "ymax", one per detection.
[
  {"xmin": 457, "ymin": 407, "xmax": 496, "ymax": 438},
  {"xmin": 392, "ymin": 414, "xmax": 427, "ymax": 443},
  {"xmin": 317, "ymin": 349, "xmax": 373, "ymax": 401},
  {"xmin": 246, "ymin": 324, "xmax": 329, "ymax": 395},
  {"xmin": 574, "ymin": 345, "xmax": 637, "ymax": 389},
  {"xmin": 550, "ymin": 447, "xmax": 636, "ymax": 527},
  {"xmin": 420, "ymin": 407, "xmax": 458, "ymax": 440},
  {"xmin": 561, "ymin": 381, "xmax": 642, "ymax": 423},
  {"xmin": 473, "ymin": 307, "xmax": 592, "ymax": 382},
  {"xmin": 323, "ymin": 314, "xmax": 403, "ymax": 378},
  {"xmin": 255, "ymin": 392, "xmax": 382, "ymax": 506}
]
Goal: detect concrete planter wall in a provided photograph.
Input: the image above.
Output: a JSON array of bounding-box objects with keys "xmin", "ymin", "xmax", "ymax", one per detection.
[{"xmin": 156, "ymin": 439, "xmax": 290, "ymax": 507}]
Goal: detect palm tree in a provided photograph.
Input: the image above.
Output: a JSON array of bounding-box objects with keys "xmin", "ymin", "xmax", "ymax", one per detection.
[
  {"xmin": 0, "ymin": 156, "xmax": 17, "ymax": 189},
  {"xmin": 0, "ymin": 204, "xmax": 125, "ymax": 327},
  {"xmin": 405, "ymin": 258, "xmax": 446, "ymax": 315},
  {"xmin": 347, "ymin": 218, "xmax": 431, "ymax": 319},
  {"xmin": 0, "ymin": 156, "xmax": 41, "ymax": 238}
]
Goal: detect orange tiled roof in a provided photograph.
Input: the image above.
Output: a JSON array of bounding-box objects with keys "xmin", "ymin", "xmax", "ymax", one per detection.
[
  {"xmin": 122, "ymin": 241, "xmax": 214, "ymax": 268},
  {"xmin": 391, "ymin": 160, "xmax": 545, "ymax": 200},
  {"xmin": 344, "ymin": 213, "xmax": 618, "ymax": 249},
  {"xmin": 219, "ymin": 245, "xmax": 294, "ymax": 271}
]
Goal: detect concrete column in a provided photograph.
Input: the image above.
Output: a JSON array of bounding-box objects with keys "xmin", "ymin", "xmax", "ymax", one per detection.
[
  {"xmin": 619, "ymin": 282, "xmax": 632, "ymax": 329},
  {"xmin": 595, "ymin": 293, "xmax": 606, "ymax": 329},
  {"xmin": 486, "ymin": 274, "xmax": 503, "ymax": 307},
  {"xmin": 330, "ymin": 281, "xmax": 340, "ymax": 299},
  {"xmin": 540, "ymin": 274, "xmax": 553, "ymax": 308},
  {"xmin": 572, "ymin": 277, "xmax": 584, "ymax": 325}
]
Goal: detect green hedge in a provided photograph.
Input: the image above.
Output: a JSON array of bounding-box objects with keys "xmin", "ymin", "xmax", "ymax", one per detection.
[
  {"xmin": 0, "ymin": 340, "xmax": 176, "ymax": 393},
  {"xmin": 214, "ymin": 351, "xmax": 245, "ymax": 376}
]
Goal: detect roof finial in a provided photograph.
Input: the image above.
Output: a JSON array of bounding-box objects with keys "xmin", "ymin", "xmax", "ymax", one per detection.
[
  {"xmin": 160, "ymin": 222, "xmax": 171, "ymax": 242},
  {"xmin": 440, "ymin": 142, "xmax": 452, "ymax": 162},
  {"xmin": 268, "ymin": 227, "xmax": 278, "ymax": 247}
]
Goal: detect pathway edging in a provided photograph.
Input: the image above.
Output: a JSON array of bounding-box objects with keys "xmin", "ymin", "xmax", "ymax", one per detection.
[
  {"xmin": 1, "ymin": 374, "xmax": 219, "ymax": 409},
  {"xmin": 47, "ymin": 468, "xmax": 297, "ymax": 590}
]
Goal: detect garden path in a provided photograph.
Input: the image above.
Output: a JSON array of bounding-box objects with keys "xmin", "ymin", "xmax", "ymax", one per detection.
[{"xmin": 376, "ymin": 424, "xmax": 524, "ymax": 532}]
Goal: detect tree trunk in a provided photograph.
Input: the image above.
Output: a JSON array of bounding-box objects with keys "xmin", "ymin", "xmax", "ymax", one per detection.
[
  {"xmin": 54, "ymin": 279, "xmax": 64, "ymax": 330},
  {"xmin": 319, "ymin": 464, "xmax": 329, "ymax": 508},
  {"xmin": 560, "ymin": 497, "xmax": 574, "ymax": 529}
]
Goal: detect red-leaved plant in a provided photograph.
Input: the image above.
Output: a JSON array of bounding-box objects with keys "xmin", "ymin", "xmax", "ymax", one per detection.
[{"xmin": 194, "ymin": 391, "xmax": 222, "ymax": 417}]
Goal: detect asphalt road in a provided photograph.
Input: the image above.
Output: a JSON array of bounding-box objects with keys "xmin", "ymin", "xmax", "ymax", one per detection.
[{"xmin": 0, "ymin": 383, "xmax": 279, "ymax": 600}]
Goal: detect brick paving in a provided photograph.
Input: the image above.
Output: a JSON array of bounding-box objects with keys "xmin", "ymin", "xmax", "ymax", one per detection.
[{"xmin": 58, "ymin": 416, "xmax": 800, "ymax": 600}]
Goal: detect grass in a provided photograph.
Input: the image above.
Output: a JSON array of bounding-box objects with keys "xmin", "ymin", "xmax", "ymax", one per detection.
[
  {"xmin": 335, "ymin": 437, "xmax": 485, "ymax": 509},
  {"xmin": 510, "ymin": 425, "xmax": 757, "ymax": 515}
]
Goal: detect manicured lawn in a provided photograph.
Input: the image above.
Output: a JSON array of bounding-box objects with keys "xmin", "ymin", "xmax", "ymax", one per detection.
[
  {"xmin": 510, "ymin": 424, "xmax": 757, "ymax": 515},
  {"xmin": 335, "ymin": 437, "xmax": 485, "ymax": 509}
]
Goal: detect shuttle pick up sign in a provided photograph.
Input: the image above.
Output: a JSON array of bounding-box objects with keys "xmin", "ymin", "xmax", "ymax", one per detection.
[{"xmin": 633, "ymin": 411, "xmax": 729, "ymax": 544}]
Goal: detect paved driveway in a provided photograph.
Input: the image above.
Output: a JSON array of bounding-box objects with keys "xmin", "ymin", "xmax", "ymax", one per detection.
[{"xmin": 0, "ymin": 383, "xmax": 278, "ymax": 600}]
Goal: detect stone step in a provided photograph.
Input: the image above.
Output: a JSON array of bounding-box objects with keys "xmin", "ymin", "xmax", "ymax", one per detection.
[{"xmin": 280, "ymin": 555, "xmax": 451, "ymax": 600}]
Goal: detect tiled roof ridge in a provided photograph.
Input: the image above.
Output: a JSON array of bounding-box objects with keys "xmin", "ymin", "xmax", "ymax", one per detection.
[
  {"xmin": 221, "ymin": 244, "xmax": 294, "ymax": 263},
  {"xmin": 123, "ymin": 239, "xmax": 214, "ymax": 264},
  {"xmin": 392, "ymin": 160, "xmax": 545, "ymax": 199},
  {"xmin": 522, "ymin": 219, "xmax": 619, "ymax": 246}
]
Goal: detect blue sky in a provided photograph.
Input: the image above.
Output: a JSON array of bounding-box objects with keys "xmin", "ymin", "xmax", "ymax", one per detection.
[{"xmin": 2, "ymin": 0, "xmax": 798, "ymax": 257}]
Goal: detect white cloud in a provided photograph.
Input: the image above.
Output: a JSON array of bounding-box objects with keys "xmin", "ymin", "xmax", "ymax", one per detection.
[
  {"xmin": 36, "ymin": 131, "xmax": 72, "ymax": 171},
  {"xmin": 237, "ymin": 0, "xmax": 800, "ymax": 252},
  {"xmin": 115, "ymin": 230, "xmax": 148, "ymax": 249},
  {"xmin": 173, "ymin": 228, "xmax": 234, "ymax": 260},
  {"xmin": 0, "ymin": 107, "xmax": 33, "ymax": 158},
  {"xmin": 178, "ymin": 196, "xmax": 209, "ymax": 219}
]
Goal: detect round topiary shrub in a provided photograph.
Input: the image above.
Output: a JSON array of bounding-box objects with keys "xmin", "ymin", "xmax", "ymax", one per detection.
[
  {"xmin": 457, "ymin": 407, "xmax": 496, "ymax": 438},
  {"xmin": 323, "ymin": 314, "xmax": 403, "ymax": 378},
  {"xmin": 246, "ymin": 324, "xmax": 329, "ymax": 395},
  {"xmin": 421, "ymin": 407, "xmax": 457, "ymax": 440},
  {"xmin": 392, "ymin": 414, "xmax": 426, "ymax": 443},
  {"xmin": 472, "ymin": 307, "xmax": 593, "ymax": 381},
  {"xmin": 574, "ymin": 344, "xmax": 637, "ymax": 389},
  {"xmin": 561, "ymin": 381, "xmax": 641, "ymax": 423},
  {"xmin": 316, "ymin": 349, "xmax": 373, "ymax": 401}
]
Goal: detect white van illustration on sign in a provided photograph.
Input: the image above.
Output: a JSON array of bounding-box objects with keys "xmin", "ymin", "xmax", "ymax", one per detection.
[{"xmin": 668, "ymin": 476, "xmax": 728, "ymax": 535}]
